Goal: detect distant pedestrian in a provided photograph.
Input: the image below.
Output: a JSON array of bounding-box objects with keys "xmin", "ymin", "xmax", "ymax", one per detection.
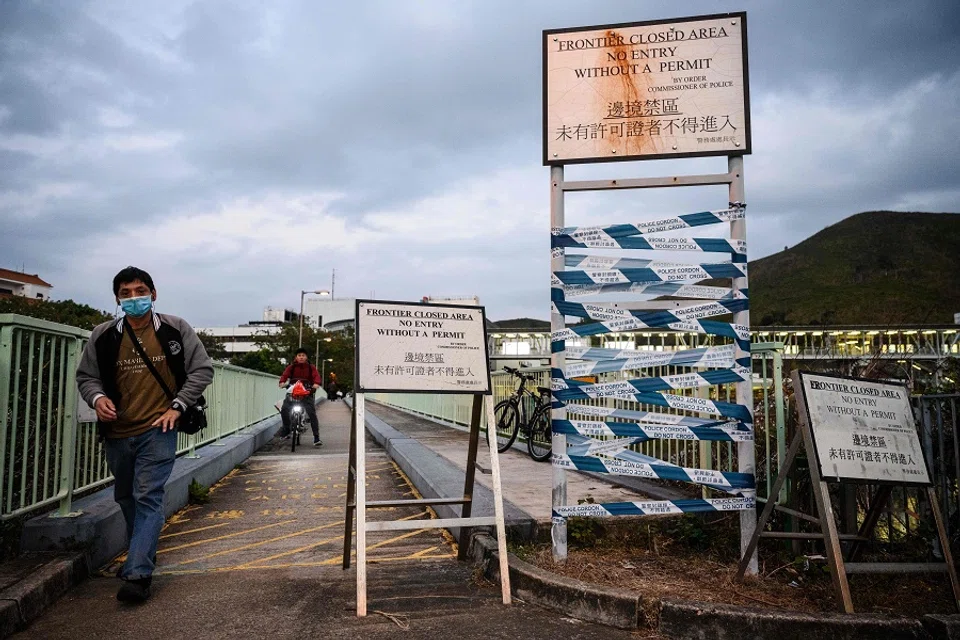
[{"xmin": 77, "ymin": 266, "xmax": 213, "ymax": 603}]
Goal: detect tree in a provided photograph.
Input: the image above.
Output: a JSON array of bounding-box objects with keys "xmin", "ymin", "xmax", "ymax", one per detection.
[
  {"xmin": 196, "ymin": 331, "xmax": 228, "ymax": 361},
  {"xmin": 228, "ymin": 324, "xmax": 355, "ymax": 389},
  {"xmin": 0, "ymin": 297, "xmax": 112, "ymax": 330}
]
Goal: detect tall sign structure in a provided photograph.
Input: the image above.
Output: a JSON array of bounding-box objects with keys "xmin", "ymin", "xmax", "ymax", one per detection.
[{"xmin": 544, "ymin": 12, "xmax": 757, "ymax": 571}]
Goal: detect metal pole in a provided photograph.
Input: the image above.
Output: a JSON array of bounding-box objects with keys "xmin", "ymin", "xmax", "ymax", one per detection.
[
  {"xmin": 729, "ymin": 155, "xmax": 758, "ymax": 575},
  {"xmin": 550, "ymin": 164, "xmax": 568, "ymax": 562},
  {"xmin": 299, "ymin": 291, "xmax": 305, "ymax": 348}
]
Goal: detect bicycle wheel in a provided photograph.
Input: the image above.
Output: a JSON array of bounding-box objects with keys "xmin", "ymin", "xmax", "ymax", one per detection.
[
  {"xmin": 527, "ymin": 405, "xmax": 553, "ymax": 462},
  {"xmin": 486, "ymin": 400, "xmax": 519, "ymax": 453},
  {"xmin": 291, "ymin": 415, "xmax": 300, "ymax": 453}
]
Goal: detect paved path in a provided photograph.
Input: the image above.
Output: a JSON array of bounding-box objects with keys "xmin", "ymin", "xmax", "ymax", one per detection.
[{"xmin": 17, "ymin": 401, "xmax": 640, "ymax": 639}]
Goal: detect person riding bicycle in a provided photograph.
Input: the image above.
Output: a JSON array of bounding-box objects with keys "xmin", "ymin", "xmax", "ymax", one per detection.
[{"xmin": 278, "ymin": 348, "xmax": 322, "ymax": 446}]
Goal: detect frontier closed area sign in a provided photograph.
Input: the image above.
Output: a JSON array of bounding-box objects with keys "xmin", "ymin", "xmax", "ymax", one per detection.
[
  {"xmin": 798, "ymin": 372, "xmax": 931, "ymax": 486},
  {"xmin": 356, "ymin": 300, "xmax": 491, "ymax": 393},
  {"xmin": 544, "ymin": 12, "xmax": 750, "ymax": 164}
]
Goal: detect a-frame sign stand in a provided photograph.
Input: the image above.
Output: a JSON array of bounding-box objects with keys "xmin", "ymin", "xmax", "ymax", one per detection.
[
  {"xmin": 342, "ymin": 299, "xmax": 511, "ymax": 617},
  {"xmin": 736, "ymin": 370, "xmax": 960, "ymax": 613}
]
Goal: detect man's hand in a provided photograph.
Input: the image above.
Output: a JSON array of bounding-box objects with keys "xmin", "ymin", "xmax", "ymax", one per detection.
[
  {"xmin": 279, "ymin": 381, "xmax": 286, "ymax": 388},
  {"xmin": 94, "ymin": 396, "xmax": 118, "ymax": 422},
  {"xmin": 153, "ymin": 408, "xmax": 181, "ymax": 432}
]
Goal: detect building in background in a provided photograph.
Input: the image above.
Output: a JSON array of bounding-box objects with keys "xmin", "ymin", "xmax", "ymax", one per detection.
[
  {"xmin": 195, "ymin": 307, "xmax": 296, "ymax": 354},
  {"xmin": 301, "ymin": 297, "xmax": 356, "ymax": 331},
  {"xmin": 0, "ymin": 268, "xmax": 53, "ymax": 300}
]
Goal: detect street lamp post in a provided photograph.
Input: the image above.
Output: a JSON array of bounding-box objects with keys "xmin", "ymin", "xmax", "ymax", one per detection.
[
  {"xmin": 314, "ymin": 336, "xmax": 332, "ymax": 367},
  {"xmin": 321, "ymin": 358, "xmax": 333, "ymax": 387},
  {"xmin": 299, "ymin": 289, "xmax": 330, "ymax": 347}
]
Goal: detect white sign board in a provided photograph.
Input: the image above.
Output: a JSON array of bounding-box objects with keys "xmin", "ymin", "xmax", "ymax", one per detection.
[
  {"xmin": 798, "ymin": 373, "xmax": 931, "ymax": 486},
  {"xmin": 356, "ymin": 300, "xmax": 491, "ymax": 393},
  {"xmin": 544, "ymin": 12, "xmax": 750, "ymax": 164}
]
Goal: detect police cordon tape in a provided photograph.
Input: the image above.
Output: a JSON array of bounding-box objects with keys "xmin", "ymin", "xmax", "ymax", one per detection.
[
  {"xmin": 563, "ymin": 344, "xmax": 744, "ymax": 376},
  {"xmin": 553, "ymin": 261, "xmax": 747, "ymax": 286},
  {"xmin": 555, "ymin": 234, "xmax": 748, "ymax": 256},
  {"xmin": 557, "ymin": 404, "xmax": 748, "ymax": 430},
  {"xmin": 549, "ymin": 203, "xmax": 755, "ymax": 518},
  {"xmin": 554, "ymin": 388, "xmax": 751, "ymax": 422},
  {"xmin": 553, "ymin": 418, "xmax": 754, "ymax": 443},
  {"xmin": 559, "ymin": 281, "xmax": 745, "ymax": 300},
  {"xmin": 551, "ymin": 366, "xmax": 751, "ymax": 399},
  {"xmin": 552, "ymin": 495, "xmax": 756, "ymax": 519},
  {"xmin": 550, "ymin": 205, "xmax": 746, "ymax": 247}
]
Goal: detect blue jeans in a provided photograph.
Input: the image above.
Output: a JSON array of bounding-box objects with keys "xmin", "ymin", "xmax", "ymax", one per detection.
[{"xmin": 104, "ymin": 427, "xmax": 177, "ymax": 581}]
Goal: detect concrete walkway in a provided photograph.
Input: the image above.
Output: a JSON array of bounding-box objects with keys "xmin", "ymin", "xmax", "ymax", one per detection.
[
  {"xmin": 15, "ymin": 401, "xmax": 640, "ymax": 639},
  {"xmin": 364, "ymin": 402, "xmax": 656, "ymax": 522}
]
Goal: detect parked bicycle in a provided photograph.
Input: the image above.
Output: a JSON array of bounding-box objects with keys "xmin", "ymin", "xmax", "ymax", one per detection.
[{"xmin": 487, "ymin": 366, "xmax": 552, "ymax": 461}]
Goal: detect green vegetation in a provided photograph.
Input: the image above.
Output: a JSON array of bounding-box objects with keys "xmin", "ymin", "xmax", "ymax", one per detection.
[
  {"xmin": 227, "ymin": 323, "xmax": 356, "ymax": 390},
  {"xmin": 751, "ymin": 211, "xmax": 960, "ymax": 325},
  {"xmin": 188, "ymin": 479, "xmax": 210, "ymax": 504},
  {"xmin": 0, "ymin": 296, "xmax": 112, "ymax": 330}
]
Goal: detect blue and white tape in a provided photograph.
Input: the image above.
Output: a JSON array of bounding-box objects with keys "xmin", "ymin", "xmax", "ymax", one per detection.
[
  {"xmin": 563, "ymin": 344, "xmax": 742, "ymax": 376},
  {"xmin": 559, "ymin": 281, "xmax": 744, "ymax": 301},
  {"xmin": 553, "ymin": 496, "xmax": 755, "ymax": 518},
  {"xmin": 551, "ymin": 366, "xmax": 751, "ymax": 400},
  {"xmin": 552, "ymin": 317, "xmax": 750, "ymax": 353},
  {"xmin": 555, "ymin": 235, "xmax": 748, "ymax": 255},
  {"xmin": 555, "ymin": 390, "xmax": 752, "ymax": 422},
  {"xmin": 558, "ymin": 403, "xmax": 746, "ymax": 429},
  {"xmin": 551, "ymin": 207, "xmax": 745, "ymax": 248},
  {"xmin": 553, "ymin": 262, "xmax": 747, "ymax": 287},
  {"xmin": 553, "ymin": 419, "xmax": 754, "ymax": 442},
  {"xmin": 553, "ymin": 453, "xmax": 754, "ymax": 492}
]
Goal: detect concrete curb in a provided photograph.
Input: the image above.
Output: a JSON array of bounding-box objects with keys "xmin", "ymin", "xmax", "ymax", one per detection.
[
  {"xmin": 466, "ymin": 532, "xmax": 960, "ymax": 638},
  {"xmin": 360, "ymin": 402, "xmax": 539, "ymax": 542},
  {"xmin": 0, "ymin": 553, "xmax": 87, "ymax": 639}
]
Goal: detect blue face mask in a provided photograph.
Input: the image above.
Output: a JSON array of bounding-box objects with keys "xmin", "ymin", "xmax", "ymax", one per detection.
[{"xmin": 120, "ymin": 295, "xmax": 153, "ymax": 318}]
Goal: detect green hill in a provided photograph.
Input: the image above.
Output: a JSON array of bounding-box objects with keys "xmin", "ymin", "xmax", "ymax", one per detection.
[{"xmin": 750, "ymin": 211, "xmax": 960, "ymax": 325}]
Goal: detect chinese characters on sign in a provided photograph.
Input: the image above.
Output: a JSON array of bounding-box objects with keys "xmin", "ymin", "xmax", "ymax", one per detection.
[
  {"xmin": 800, "ymin": 374, "xmax": 931, "ymax": 485},
  {"xmin": 544, "ymin": 13, "xmax": 750, "ymax": 164},
  {"xmin": 356, "ymin": 300, "xmax": 491, "ymax": 393}
]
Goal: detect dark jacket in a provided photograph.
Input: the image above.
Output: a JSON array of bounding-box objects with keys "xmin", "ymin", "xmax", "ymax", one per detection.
[
  {"xmin": 279, "ymin": 362, "xmax": 321, "ymax": 388},
  {"xmin": 77, "ymin": 313, "xmax": 214, "ymax": 436}
]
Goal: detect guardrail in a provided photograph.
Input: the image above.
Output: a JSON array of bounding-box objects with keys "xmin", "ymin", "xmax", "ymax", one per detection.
[{"xmin": 0, "ymin": 313, "xmax": 282, "ymax": 520}]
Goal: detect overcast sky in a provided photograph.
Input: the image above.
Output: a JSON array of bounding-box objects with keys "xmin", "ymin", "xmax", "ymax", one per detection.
[{"xmin": 2, "ymin": 1, "xmax": 958, "ymax": 325}]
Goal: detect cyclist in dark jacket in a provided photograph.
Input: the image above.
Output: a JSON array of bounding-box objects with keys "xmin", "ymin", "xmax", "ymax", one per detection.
[{"xmin": 278, "ymin": 348, "xmax": 322, "ymax": 445}]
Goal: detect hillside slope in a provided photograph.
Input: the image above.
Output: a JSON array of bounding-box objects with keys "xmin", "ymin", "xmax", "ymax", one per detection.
[{"xmin": 749, "ymin": 211, "xmax": 960, "ymax": 325}]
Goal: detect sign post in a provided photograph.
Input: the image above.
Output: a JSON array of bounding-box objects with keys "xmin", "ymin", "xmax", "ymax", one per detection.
[
  {"xmin": 737, "ymin": 371, "xmax": 960, "ymax": 613},
  {"xmin": 544, "ymin": 12, "xmax": 757, "ymax": 569},
  {"xmin": 342, "ymin": 300, "xmax": 511, "ymax": 616}
]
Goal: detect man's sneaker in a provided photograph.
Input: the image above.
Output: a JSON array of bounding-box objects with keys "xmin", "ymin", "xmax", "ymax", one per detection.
[
  {"xmin": 313, "ymin": 438, "xmax": 323, "ymax": 447},
  {"xmin": 117, "ymin": 577, "xmax": 151, "ymax": 603}
]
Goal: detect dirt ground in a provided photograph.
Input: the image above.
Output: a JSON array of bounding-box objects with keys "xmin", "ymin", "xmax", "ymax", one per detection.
[{"xmin": 515, "ymin": 515, "xmax": 957, "ymax": 618}]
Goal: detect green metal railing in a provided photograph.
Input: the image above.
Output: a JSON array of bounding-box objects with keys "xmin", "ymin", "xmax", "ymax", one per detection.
[
  {"xmin": 369, "ymin": 342, "xmax": 788, "ymax": 503},
  {"xmin": 0, "ymin": 314, "xmax": 282, "ymax": 520}
]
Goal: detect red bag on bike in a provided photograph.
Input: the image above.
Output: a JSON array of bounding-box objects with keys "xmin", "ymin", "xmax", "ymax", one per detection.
[{"xmin": 290, "ymin": 381, "xmax": 310, "ymax": 398}]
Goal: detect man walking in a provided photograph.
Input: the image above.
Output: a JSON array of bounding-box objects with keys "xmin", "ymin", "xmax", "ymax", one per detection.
[
  {"xmin": 77, "ymin": 266, "xmax": 213, "ymax": 603},
  {"xmin": 278, "ymin": 348, "xmax": 322, "ymax": 445}
]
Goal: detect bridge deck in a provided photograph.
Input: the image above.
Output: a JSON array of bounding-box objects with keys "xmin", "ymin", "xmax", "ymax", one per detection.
[{"xmin": 16, "ymin": 401, "xmax": 639, "ymax": 639}]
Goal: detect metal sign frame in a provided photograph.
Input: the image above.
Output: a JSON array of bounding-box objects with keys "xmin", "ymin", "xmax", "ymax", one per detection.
[
  {"xmin": 343, "ymin": 301, "xmax": 511, "ymax": 617},
  {"xmin": 736, "ymin": 369, "xmax": 960, "ymax": 613},
  {"xmin": 543, "ymin": 11, "xmax": 752, "ymax": 166}
]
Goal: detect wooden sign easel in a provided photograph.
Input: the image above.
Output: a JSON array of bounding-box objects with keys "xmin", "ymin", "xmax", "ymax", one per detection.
[
  {"xmin": 737, "ymin": 370, "xmax": 960, "ymax": 613},
  {"xmin": 341, "ymin": 299, "xmax": 511, "ymax": 617}
]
